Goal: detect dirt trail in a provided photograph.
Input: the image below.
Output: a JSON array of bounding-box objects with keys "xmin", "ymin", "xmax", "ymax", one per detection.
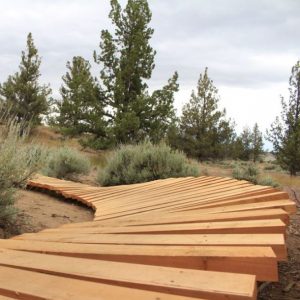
[{"xmin": 2, "ymin": 189, "xmax": 94, "ymax": 238}]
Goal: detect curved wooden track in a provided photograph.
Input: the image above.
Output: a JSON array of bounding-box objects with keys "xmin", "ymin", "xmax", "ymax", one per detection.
[{"xmin": 0, "ymin": 175, "xmax": 296, "ymax": 300}]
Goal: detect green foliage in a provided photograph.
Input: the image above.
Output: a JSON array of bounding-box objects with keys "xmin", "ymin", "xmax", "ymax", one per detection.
[
  {"xmin": 179, "ymin": 68, "xmax": 235, "ymax": 160},
  {"xmin": 238, "ymin": 127, "xmax": 252, "ymax": 160},
  {"xmin": 251, "ymin": 123, "xmax": 264, "ymax": 162},
  {"xmin": 232, "ymin": 162, "xmax": 278, "ymax": 187},
  {"xmin": 234, "ymin": 123, "xmax": 264, "ymax": 161},
  {"xmin": 43, "ymin": 147, "xmax": 90, "ymax": 180},
  {"xmin": 267, "ymin": 60, "xmax": 300, "ymax": 175},
  {"xmin": 0, "ymin": 33, "xmax": 51, "ymax": 128},
  {"xmin": 94, "ymin": 0, "xmax": 178, "ymax": 145},
  {"xmin": 264, "ymin": 164, "xmax": 277, "ymax": 171},
  {"xmin": 0, "ymin": 114, "xmax": 45, "ymax": 227},
  {"xmin": 98, "ymin": 140, "xmax": 199, "ymax": 186},
  {"xmin": 52, "ymin": 56, "xmax": 108, "ymax": 145},
  {"xmin": 232, "ymin": 163, "xmax": 260, "ymax": 184},
  {"xmin": 258, "ymin": 176, "xmax": 279, "ymax": 188}
]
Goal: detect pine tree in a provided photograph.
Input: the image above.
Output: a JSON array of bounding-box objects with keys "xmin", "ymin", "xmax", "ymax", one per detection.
[
  {"xmin": 54, "ymin": 56, "xmax": 107, "ymax": 145},
  {"xmin": 94, "ymin": 0, "xmax": 178, "ymax": 144},
  {"xmin": 251, "ymin": 123, "xmax": 263, "ymax": 162},
  {"xmin": 179, "ymin": 68, "xmax": 235, "ymax": 160},
  {"xmin": 145, "ymin": 72, "xmax": 179, "ymax": 143},
  {"xmin": 0, "ymin": 33, "xmax": 51, "ymax": 128},
  {"xmin": 239, "ymin": 126, "xmax": 252, "ymax": 160},
  {"xmin": 267, "ymin": 60, "xmax": 300, "ymax": 175}
]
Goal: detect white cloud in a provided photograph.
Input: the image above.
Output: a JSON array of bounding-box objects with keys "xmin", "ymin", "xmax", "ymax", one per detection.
[{"xmin": 0, "ymin": 0, "xmax": 299, "ymax": 150}]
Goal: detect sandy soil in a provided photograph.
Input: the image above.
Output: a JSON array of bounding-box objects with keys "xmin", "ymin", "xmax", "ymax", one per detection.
[{"xmin": 2, "ymin": 189, "xmax": 94, "ymax": 238}]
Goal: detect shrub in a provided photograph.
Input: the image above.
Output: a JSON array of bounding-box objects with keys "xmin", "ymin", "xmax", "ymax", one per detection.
[
  {"xmin": 264, "ymin": 164, "xmax": 276, "ymax": 171},
  {"xmin": 98, "ymin": 141, "xmax": 199, "ymax": 186},
  {"xmin": 264, "ymin": 164, "xmax": 282, "ymax": 172},
  {"xmin": 257, "ymin": 176, "xmax": 279, "ymax": 188},
  {"xmin": 233, "ymin": 163, "xmax": 279, "ymax": 187},
  {"xmin": 232, "ymin": 163, "xmax": 259, "ymax": 184},
  {"xmin": 0, "ymin": 116, "xmax": 45, "ymax": 227},
  {"xmin": 43, "ymin": 147, "xmax": 90, "ymax": 180}
]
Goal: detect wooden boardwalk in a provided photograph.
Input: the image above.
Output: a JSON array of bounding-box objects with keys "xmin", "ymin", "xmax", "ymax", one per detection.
[{"xmin": 0, "ymin": 175, "xmax": 296, "ymax": 300}]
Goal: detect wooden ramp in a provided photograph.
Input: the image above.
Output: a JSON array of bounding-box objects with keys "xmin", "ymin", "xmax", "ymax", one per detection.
[{"xmin": 0, "ymin": 175, "xmax": 296, "ymax": 300}]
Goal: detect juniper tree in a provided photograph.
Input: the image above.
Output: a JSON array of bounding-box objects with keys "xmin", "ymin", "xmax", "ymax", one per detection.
[
  {"xmin": 94, "ymin": 0, "xmax": 178, "ymax": 144},
  {"xmin": 251, "ymin": 123, "xmax": 263, "ymax": 162},
  {"xmin": 0, "ymin": 33, "xmax": 51, "ymax": 128},
  {"xmin": 239, "ymin": 126, "xmax": 252, "ymax": 160},
  {"xmin": 179, "ymin": 68, "xmax": 235, "ymax": 160},
  {"xmin": 54, "ymin": 56, "xmax": 107, "ymax": 145},
  {"xmin": 145, "ymin": 72, "xmax": 179, "ymax": 143},
  {"xmin": 267, "ymin": 60, "xmax": 300, "ymax": 175}
]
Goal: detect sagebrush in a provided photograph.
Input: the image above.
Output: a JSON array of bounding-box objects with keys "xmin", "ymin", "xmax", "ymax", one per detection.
[
  {"xmin": 232, "ymin": 163, "xmax": 279, "ymax": 187},
  {"xmin": 0, "ymin": 115, "xmax": 45, "ymax": 227},
  {"xmin": 232, "ymin": 163, "xmax": 259, "ymax": 184},
  {"xmin": 43, "ymin": 146, "xmax": 90, "ymax": 180},
  {"xmin": 98, "ymin": 141, "xmax": 199, "ymax": 186}
]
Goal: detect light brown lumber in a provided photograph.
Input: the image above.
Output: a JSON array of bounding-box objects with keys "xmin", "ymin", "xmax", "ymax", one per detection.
[
  {"xmin": 92, "ymin": 187, "xmax": 277, "ymax": 220},
  {"xmin": 13, "ymin": 233, "xmax": 287, "ymax": 260},
  {"xmin": 0, "ymin": 240, "xmax": 278, "ymax": 281},
  {"xmin": 98, "ymin": 208, "xmax": 290, "ymax": 227},
  {"xmin": 92, "ymin": 183, "xmax": 268, "ymax": 216},
  {"xmin": 89, "ymin": 178, "xmax": 250, "ymax": 205},
  {"xmin": 93, "ymin": 199, "xmax": 296, "ymax": 222},
  {"xmin": 41, "ymin": 219, "xmax": 286, "ymax": 235},
  {"xmin": 93, "ymin": 195, "xmax": 291, "ymax": 221},
  {"xmin": 169, "ymin": 199, "xmax": 296, "ymax": 214},
  {"xmin": 0, "ymin": 266, "xmax": 207, "ymax": 300},
  {"xmin": 147, "ymin": 187, "xmax": 276, "ymax": 214},
  {"xmin": 89, "ymin": 178, "xmax": 246, "ymax": 203},
  {"xmin": 0, "ymin": 250, "xmax": 256, "ymax": 300},
  {"xmin": 84, "ymin": 177, "xmax": 203, "ymax": 201},
  {"xmin": 62, "ymin": 208, "xmax": 290, "ymax": 228},
  {"xmin": 166, "ymin": 191, "xmax": 289, "ymax": 211}
]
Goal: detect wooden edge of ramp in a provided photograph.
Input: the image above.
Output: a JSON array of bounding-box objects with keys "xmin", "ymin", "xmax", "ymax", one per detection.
[{"xmin": 0, "ymin": 174, "xmax": 296, "ymax": 300}]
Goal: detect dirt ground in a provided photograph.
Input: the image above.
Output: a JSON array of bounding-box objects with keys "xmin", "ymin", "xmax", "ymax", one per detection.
[{"xmin": 1, "ymin": 189, "xmax": 94, "ymax": 238}]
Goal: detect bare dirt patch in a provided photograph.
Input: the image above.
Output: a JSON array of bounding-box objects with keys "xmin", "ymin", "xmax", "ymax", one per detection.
[{"xmin": 2, "ymin": 189, "xmax": 94, "ymax": 238}]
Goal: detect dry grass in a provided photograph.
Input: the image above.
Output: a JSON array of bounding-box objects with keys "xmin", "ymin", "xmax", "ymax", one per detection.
[
  {"xmin": 30, "ymin": 126, "xmax": 82, "ymax": 149},
  {"xmin": 200, "ymin": 160, "xmax": 300, "ymax": 188},
  {"xmin": 264, "ymin": 172, "xmax": 300, "ymax": 188}
]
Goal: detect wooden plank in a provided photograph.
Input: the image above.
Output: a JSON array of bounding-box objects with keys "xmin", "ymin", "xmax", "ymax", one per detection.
[
  {"xmin": 13, "ymin": 233, "xmax": 287, "ymax": 260},
  {"xmin": 61, "ymin": 208, "xmax": 290, "ymax": 228},
  {"xmin": 0, "ymin": 251, "xmax": 256, "ymax": 300},
  {"xmin": 22, "ymin": 174, "xmax": 296, "ymax": 300},
  {"xmin": 93, "ymin": 185, "xmax": 273, "ymax": 218},
  {"xmin": 0, "ymin": 266, "xmax": 205, "ymax": 300},
  {"xmin": 0, "ymin": 240, "xmax": 278, "ymax": 281},
  {"xmin": 93, "ymin": 199, "xmax": 296, "ymax": 222},
  {"xmin": 42, "ymin": 219, "xmax": 286, "ymax": 235}
]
